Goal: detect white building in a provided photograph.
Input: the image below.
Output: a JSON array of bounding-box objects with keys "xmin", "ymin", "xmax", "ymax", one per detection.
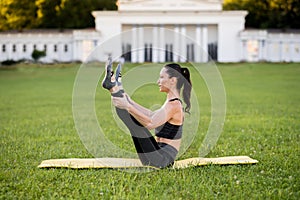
[
  {"xmin": 240, "ymin": 30, "xmax": 300, "ymax": 62},
  {"xmin": 0, "ymin": 0, "xmax": 299, "ymax": 63},
  {"xmin": 0, "ymin": 29, "xmax": 101, "ymax": 63},
  {"xmin": 93, "ymin": 0, "xmax": 247, "ymax": 63}
]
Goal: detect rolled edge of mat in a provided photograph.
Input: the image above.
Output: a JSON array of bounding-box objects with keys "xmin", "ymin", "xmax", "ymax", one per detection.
[{"xmin": 38, "ymin": 156, "xmax": 258, "ymax": 169}]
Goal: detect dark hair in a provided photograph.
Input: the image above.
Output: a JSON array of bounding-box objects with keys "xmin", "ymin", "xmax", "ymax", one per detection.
[{"xmin": 164, "ymin": 63, "xmax": 192, "ymax": 113}]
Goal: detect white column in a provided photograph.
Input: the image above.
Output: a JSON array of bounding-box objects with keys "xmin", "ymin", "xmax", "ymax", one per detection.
[
  {"xmin": 279, "ymin": 41, "xmax": 283, "ymax": 62},
  {"xmin": 15, "ymin": 43, "xmax": 19, "ymax": 61},
  {"xmin": 268, "ymin": 41, "xmax": 275, "ymax": 62},
  {"xmin": 73, "ymin": 40, "xmax": 77, "ymax": 61},
  {"xmin": 159, "ymin": 25, "xmax": 165, "ymax": 63},
  {"xmin": 76, "ymin": 40, "xmax": 80, "ymax": 61},
  {"xmin": 152, "ymin": 25, "xmax": 159, "ymax": 63},
  {"xmin": 174, "ymin": 25, "xmax": 180, "ymax": 62},
  {"xmin": 0, "ymin": 43, "xmax": 4, "ymax": 61},
  {"xmin": 242, "ymin": 40, "xmax": 247, "ymax": 61},
  {"xmin": 284, "ymin": 42, "xmax": 289, "ymax": 62},
  {"xmin": 195, "ymin": 25, "xmax": 202, "ymax": 62},
  {"xmin": 258, "ymin": 40, "xmax": 262, "ymax": 61},
  {"xmin": 131, "ymin": 25, "xmax": 138, "ymax": 63},
  {"xmin": 287, "ymin": 42, "xmax": 291, "ymax": 62},
  {"xmin": 180, "ymin": 25, "xmax": 186, "ymax": 62},
  {"xmin": 290, "ymin": 41, "xmax": 294, "ymax": 62},
  {"xmin": 138, "ymin": 25, "xmax": 144, "ymax": 63},
  {"xmin": 261, "ymin": 40, "xmax": 266, "ymax": 61},
  {"xmin": 290, "ymin": 34, "xmax": 296, "ymax": 62},
  {"xmin": 202, "ymin": 25, "xmax": 208, "ymax": 62},
  {"xmin": 259, "ymin": 40, "xmax": 267, "ymax": 61},
  {"xmin": 8, "ymin": 43, "xmax": 12, "ymax": 60},
  {"xmin": 265, "ymin": 40, "xmax": 269, "ymax": 62}
]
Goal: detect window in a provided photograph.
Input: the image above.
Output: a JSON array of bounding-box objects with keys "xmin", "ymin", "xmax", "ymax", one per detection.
[
  {"xmin": 44, "ymin": 44, "xmax": 47, "ymax": 52},
  {"xmin": 208, "ymin": 42, "xmax": 218, "ymax": 61},
  {"xmin": 33, "ymin": 44, "xmax": 36, "ymax": 50},
  {"xmin": 2, "ymin": 45, "xmax": 6, "ymax": 52},
  {"xmin": 23, "ymin": 44, "xmax": 26, "ymax": 52},
  {"xmin": 165, "ymin": 44, "xmax": 173, "ymax": 62},
  {"xmin": 187, "ymin": 43, "xmax": 195, "ymax": 62},
  {"xmin": 93, "ymin": 40, "xmax": 98, "ymax": 47},
  {"xmin": 247, "ymin": 40, "xmax": 259, "ymax": 62},
  {"xmin": 64, "ymin": 44, "xmax": 68, "ymax": 52},
  {"xmin": 144, "ymin": 43, "xmax": 153, "ymax": 62},
  {"xmin": 54, "ymin": 45, "xmax": 57, "ymax": 52},
  {"xmin": 12, "ymin": 44, "xmax": 16, "ymax": 52},
  {"xmin": 122, "ymin": 43, "xmax": 131, "ymax": 62}
]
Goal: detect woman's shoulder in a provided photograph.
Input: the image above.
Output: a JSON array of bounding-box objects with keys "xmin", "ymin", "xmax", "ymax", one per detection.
[
  {"xmin": 166, "ymin": 99, "xmax": 183, "ymax": 124},
  {"xmin": 169, "ymin": 98, "xmax": 182, "ymax": 104},
  {"xmin": 166, "ymin": 99, "xmax": 182, "ymax": 111}
]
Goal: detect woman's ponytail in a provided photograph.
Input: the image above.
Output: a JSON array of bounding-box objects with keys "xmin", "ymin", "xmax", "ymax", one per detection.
[{"xmin": 181, "ymin": 68, "xmax": 192, "ymax": 113}]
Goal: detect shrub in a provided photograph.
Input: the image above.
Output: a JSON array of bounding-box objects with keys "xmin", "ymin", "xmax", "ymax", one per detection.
[
  {"xmin": 1, "ymin": 60, "xmax": 19, "ymax": 66},
  {"xmin": 32, "ymin": 49, "xmax": 46, "ymax": 61}
]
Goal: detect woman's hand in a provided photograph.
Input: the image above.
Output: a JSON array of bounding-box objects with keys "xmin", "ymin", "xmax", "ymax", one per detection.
[
  {"xmin": 123, "ymin": 93, "xmax": 133, "ymax": 105},
  {"xmin": 112, "ymin": 94, "xmax": 131, "ymax": 110}
]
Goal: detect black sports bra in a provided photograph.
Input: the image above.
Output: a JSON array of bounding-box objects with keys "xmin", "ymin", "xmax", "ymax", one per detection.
[{"xmin": 155, "ymin": 98, "xmax": 183, "ymax": 140}]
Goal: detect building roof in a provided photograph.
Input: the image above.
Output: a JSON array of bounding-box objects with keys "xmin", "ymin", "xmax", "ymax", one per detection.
[
  {"xmin": 117, "ymin": 0, "xmax": 223, "ymax": 12},
  {"xmin": 0, "ymin": 29, "xmax": 74, "ymax": 34}
]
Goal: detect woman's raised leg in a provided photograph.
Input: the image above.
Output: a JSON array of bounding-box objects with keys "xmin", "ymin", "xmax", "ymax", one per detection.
[{"xmin": 101, "ymin": 58, "xmax": 177, "ymax": 168}]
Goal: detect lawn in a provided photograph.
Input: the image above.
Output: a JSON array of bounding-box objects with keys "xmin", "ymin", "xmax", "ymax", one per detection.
[{"xmin": 0, "ymin": 62, "xmax": 299, "ymax": 199}]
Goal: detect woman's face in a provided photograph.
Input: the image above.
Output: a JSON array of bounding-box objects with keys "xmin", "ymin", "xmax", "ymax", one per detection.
[{"xmin": 157, "ymin": 67, "xmax": 172, "ymax": 92}]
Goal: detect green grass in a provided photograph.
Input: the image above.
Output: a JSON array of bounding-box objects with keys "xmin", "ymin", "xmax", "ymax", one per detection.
[{"xmin": 0, "ymin": 62, "xmax": 299, "ymax": 199}]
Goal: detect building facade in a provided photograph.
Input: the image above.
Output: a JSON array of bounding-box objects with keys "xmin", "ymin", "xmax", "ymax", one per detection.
[
  {"xmin": 240, "ymin": 30, "xmax": 300, "ymax": 62},
  {"xmin": 93, "ymin": 0, "xmax": 247, "ymax": 63},
  {"xmin": 0, "ymin": 0, "xmax": 299, "ymax": 63},
  {"xmin": 0, "ymin": 29, "xmax": 101, "ymax": 63}
]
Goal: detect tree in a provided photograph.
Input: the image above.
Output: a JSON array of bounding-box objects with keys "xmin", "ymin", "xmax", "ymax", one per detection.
[
  {"xmin": 58, "ymin": 0, "xmax": 96, "ymax": 29},
  {"xmin": 270, "ymin": 0, "xmax": 300, "ymax": 29},
  {"xmin": 35, "ymin": 0, "xmax": 64, "ymax": 29},
  {"xmin": 223, "ymin": 0, "xmax": 300, "ymax": 29},
  {"xmin": 57, "ymin": 0, "xmax": 117, "ymax": 29},
  {"xmin": 0, "ymin": 0, "xmax": 117, "ymax": 31},
  {"xmin": 35, "ymin": 0, "xmax": 117, "ymax": 29},
  {"xmin": 0, "ymin": 0, "xmax": 38, "ymax": 31}
]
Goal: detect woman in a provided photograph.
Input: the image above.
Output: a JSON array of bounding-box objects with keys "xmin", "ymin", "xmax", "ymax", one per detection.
[{"xmin": 102, "ymin": 58, "xmax": 192, "ymax": 168}]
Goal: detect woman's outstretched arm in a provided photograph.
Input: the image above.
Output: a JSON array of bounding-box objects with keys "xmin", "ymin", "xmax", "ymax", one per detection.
[
  {"xmin": 127, "ymin": 101, "xmax": 180, "ymax": 130},
  {"xmin": 112, "ymin": 95, "xmax": 180, "ymax": 130},
  {"xmin": 126, "ymin": 95, "xmax": 155, "ymax": 117}
]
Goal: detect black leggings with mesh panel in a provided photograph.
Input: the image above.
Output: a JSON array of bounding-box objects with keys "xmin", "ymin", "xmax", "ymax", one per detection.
[{"xmin": 115, "ymin": 108, "xmax": 178, "ymax": 168}]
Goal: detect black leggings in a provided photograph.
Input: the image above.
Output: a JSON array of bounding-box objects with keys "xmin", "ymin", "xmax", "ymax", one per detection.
[{"xmin": 116, "ymin": 108, "xmax": 178, "ymax": 168}]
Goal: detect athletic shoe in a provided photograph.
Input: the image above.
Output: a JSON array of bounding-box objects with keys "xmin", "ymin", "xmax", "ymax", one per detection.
[
  {"xmin": 115, "ymin": 63, "xmax": 122, "ymax": 86},
  {"xmin": 102, "ymin": 57, "xmax": 116, "ymax": 90}
]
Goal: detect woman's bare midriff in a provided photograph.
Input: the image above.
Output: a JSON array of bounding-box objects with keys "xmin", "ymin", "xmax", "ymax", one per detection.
[{"xmin": 156, "ymin": 137, "xmax": 181, "ymax": 151}]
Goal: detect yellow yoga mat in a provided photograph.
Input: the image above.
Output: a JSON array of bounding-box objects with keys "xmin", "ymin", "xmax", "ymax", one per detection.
[{"xmin": 38, "ymin": 156, "xmax": 258, "ymax": 169}]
